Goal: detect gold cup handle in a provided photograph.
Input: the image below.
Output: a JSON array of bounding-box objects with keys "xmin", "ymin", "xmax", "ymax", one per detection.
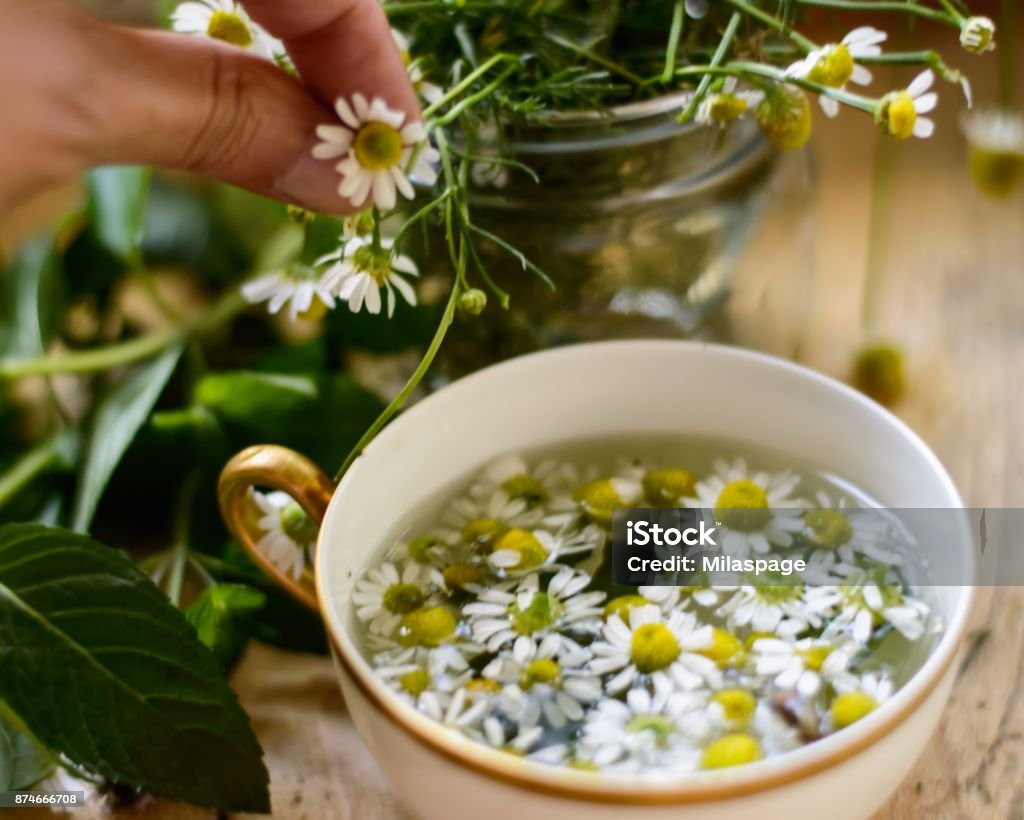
[{"xmin": 217, "ymin": 445, "xmax": 335, "ymax": 612}]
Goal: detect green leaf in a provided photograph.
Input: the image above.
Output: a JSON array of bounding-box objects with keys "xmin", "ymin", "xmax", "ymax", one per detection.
[
  {"xmin": 0, "ymin": 234, "xmax": 62, "ymax": 360},
  {"xmin": 0, "ymin": 702, "xmax": 55, "ymax": 790},
  {"xmin": 186, "ymin": 584, "xmax": 267, "ymax": 669},
  {"xmin": 87, "ymin": 166, "xmax": 152, "ymax": 264},
  {"xmin": 0, "ymin": 523, "xmax": 269, "ymax": 811},
  {"xmin": 71, "ymin": 346, "xmax": 183, "ymax": 532}
]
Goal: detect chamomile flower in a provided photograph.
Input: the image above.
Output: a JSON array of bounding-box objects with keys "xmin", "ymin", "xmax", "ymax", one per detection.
[
  {"xmin": 589, "ymin": 605, "xmax": 719, "ymax": 695},
  {"xmin": 960, "ymin": 16, "xmax": 996, "ymax": 54},
  {"xmin": 482, "ymin": 634, "xmax": 601, "ymax": 728},
  {"xmin": 439, "ymin": 489, "xmax": 549, "ymax": 549},
  {"xmin": 241, "ymin": 265, "xmax": 335, "ymax": 320},
  {"xmin": 961, "ymin": 109, "xmax": 1024, "ymax": 197},
  {"xmin": 787, "ymin": 27, "xmax": 886, "ymax": 117},
  {"xmin": 694, "ymin": 78, "xmax": 764, "ymax": 126},
  {"xmin": 573, "ymin": 474, "xmax": 644, "ymax": 526},
  {"xmin": 463, "ymin": 569, "xmax": 605, "ymax": 652},
  {"xmin": 353, "ymin": 561, "xmax": 435, "ymax": 637},
  {"xmin": 801, "ymin": 494, "xmax": 905, "ymax": 572},
  {"xmin": 480, "ymin": 716, "xmax": 545, "ymax": 754},
  {"xmin": 470, "ymin": 453, "xmax": 579, "ymax": 517},
  {"xmin": 320, "ymin": 236, "xmax": 418, "ymax": 318},
  {"xmin": 827, "ymin": 672, "xmax": 893, "ymax": 731},
  {"xmin": 715, "ymin": 579, "xmax": 829, "ymax": 638},
  {"xmin": 171, "ymin": 0, "xmax": 283, "ymax": 60},
  {"xmin": 877, "ymin": 70, "xmax": 938, "ymax": 140},
  {"xmin": 818, "ymin": 571, "xmax": 931, "ymax": 644},
  {"xmin": 577, "ymin": 688, "xmax": 704, "ymax": 772},
  {"xmin": 488, "ymin": 523, "xmax": 605, "ymax": 574},
  {"xmin": 250, "ymin": 490, "xmax": 316, "ymax": 581},
  {"xmin": 313, "ymin": 94, "xmax": 439, "ymax": 209},
  {"xmin": 686, "ymin": 458, "xmax": 805, "ymax": 557},
  {"xmin": 392, "ymin": 29, "xmax": 444, "ymax": 105},
  {"xmin": 750, "ymin": 636, "xmax": 855, "ymax": 697},
  {"xmin": 376, "ymin": 645, "xmax": 473, "ymax": 720}
]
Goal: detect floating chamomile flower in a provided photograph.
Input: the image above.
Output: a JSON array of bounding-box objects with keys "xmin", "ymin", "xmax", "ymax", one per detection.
[
  {"xmin": 578, "ymin": 688, "xmax": 704, "ymax": 772},
  {"xmin": 751, "ymin": 636, "xmax": 855, "ymax": 697},
  {"xmin": 787, "ymin": 27, "xmax": 886, "ymax": 117},
  {"xmin": 693, "ymin": 79, "xmax": 763, "ymax": 126},
  {"xmin": 313, "ymin": 94, "xmax": 439, "ymax": 209},
  {"xmin": 877, "ymin": 70, "xmax": 938, "ymax": 141},
  {"xmin": 320, "ymin": 236, "xmax": 418, "ymax": 318},
  {"xmin": 249, "ymin": 490, "xmax": 316, "ymax": 581},
  {"xmin": 483, "ymin": 634, "xmax": 601, "ymax": 728},
  {"xmin": 470, "ymin": 453, "xmax": 578, "ymax": 516},
  {"xmin": 241, "ymin": 265, "xmax": 335, "ymax": 321},
  {"xmin": 716, "ymin": 577, "xmax": 831, "ymax": 639},
  {"xmin": 489, "ymin": 524, "xmax": 605, "ymax": 574},
  {"xmin": 171, "ymin": 0, "xmax": 284, "ymax": 60},
  {"xmin": 817, "ymin": 570, "xmax": 931, "ymax": 644},
  {"xmin": 961, "ymin": 109, "xmax": 1024, "ymax": 198},
  {"xmin": 686, "ymin": 458, "xmax": 805, "ymax": 557},
  {"xmin": 375, "ymin": 645, "xmax": 473, "ymax": 721},
  {"xmin": 801, "ymin": 494, "xmax": 905, "ymax": 572},
  {"xmin": 353, "ymin": 561, "xmax": 435, "ymax": 637},
  {"xmin": 392, "ymin": 29, "xmax": 444, "ymax": 105},
  {"xmin": 463, "ymin": 569, "xmax": 605, "ymax": 652},
  {"xmin": 828, "ymin": 672, "xmax": 893, "ymax": 730},
  {"xmin": 589, "ymin": 605, "xmax": 719, "ymax": 695},
  {"xmin": 573, "ymin": 475, "xmax": 643, "ymax": 526},
  {"xmin": 481, "ymin": 716, "xmax": 545, "ymax": 754}
]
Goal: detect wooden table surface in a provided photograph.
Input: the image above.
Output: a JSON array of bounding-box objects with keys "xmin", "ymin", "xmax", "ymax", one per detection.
[{"xmin": 10, "ymin": 29, "xmax": 1024, "ymax": 820}]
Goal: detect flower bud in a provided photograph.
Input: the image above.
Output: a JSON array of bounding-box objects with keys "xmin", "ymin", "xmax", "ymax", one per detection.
[
  {"xmin": 960, "ymin": 16, "xmax": 996, "ymax": 54},
  {"xmin": 852, "ymin": 343, "xmax": 906, "ymax": 406},
  {"xmin": 755, "ymin": 88, "xmax": 812, "ymax": 151},
  {"xmin": 286, "ymin": 205, "xmax": 316, "ymax": 226},
  {"xmin": 457, "ymin": 288, "xmax": 488, "ymax": 316}
]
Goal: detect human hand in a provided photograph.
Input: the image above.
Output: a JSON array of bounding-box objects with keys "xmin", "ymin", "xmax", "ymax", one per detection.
[{"xmin": 0, "ymin": 0, "xmax": 419, "ymax": 216}]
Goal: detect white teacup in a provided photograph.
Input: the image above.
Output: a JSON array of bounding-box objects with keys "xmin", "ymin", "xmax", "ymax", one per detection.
[{"xmin": 218, "ymin": 341, "xmax": 973, "ymax": 820}]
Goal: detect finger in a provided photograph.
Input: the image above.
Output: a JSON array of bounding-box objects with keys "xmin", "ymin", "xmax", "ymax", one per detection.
[
  {"xmin": 84, "ymin": 23, "xmax": 352, "ymax": 214},
  {"xmin": 241, "ymin": 0, "xmax": 420, "ymax": 122}
]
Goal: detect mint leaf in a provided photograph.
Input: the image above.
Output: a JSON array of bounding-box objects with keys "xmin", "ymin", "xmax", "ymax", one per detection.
[
  {"xmin": 187, "ymin": 584, "xmax": 266, "ymax": 669},
  {"xmin": 0, "ymin": 702, "xmax": 55, "ymax": 790},
  {"xmin": 71, "ymin": 346, "xmax": 182, "ymax": 532},
  {"xmin": 0, "ymin": 523, "xmax": 269, "ymax": 811}
]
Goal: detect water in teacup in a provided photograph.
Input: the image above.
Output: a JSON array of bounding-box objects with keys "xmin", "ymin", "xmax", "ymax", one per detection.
[{"xmin": 350, "ymin": 435, "xmax": 940, "ymax": 776}]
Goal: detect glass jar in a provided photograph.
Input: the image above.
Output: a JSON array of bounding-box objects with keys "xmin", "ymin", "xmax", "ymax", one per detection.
[{"xmin": 429, "ymin": 94, "xmax": 787, "ymax": 376}]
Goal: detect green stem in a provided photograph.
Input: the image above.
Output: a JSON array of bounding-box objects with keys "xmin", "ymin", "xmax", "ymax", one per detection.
[
  {"xmin": 429, "ymin": 65, "xmax": 519, "ymax": 127},
  {"xmin": 371, "ymin": 206, "xmax": 383, "ymax": 252},
  {"xmin": 422, "ymin": 53, "xmax": 516, "ymax": 118},
  {"xmin": 166, "ymin": 473, "xmax": 198, "ymax": 608},
  {"xmin": 0, "ymin": 433, "xmax": 72, "ymax": 507},
  {"xmin": 543, "ymin": 33, "xmax": 646, "ymax": 84},
  {"xmin": 334, "ymin": 280, "xmax": 461, "ymax": 481},
  {"xmin": 858, "ymin": 50, "xmax": 943, "ymax": 66},
  {"xmin": 793, "ymin": 0, "xmax": 958, "ymax": 27},
  {"xmin": 662, "ymin": 0, "xmax": 686, "ymax": 85},
  {"xmin": 678, "ymin": 12, "xmax": 742, "ymax": 123},
  {"xmin": 936, "ymin": 0, "xmax": 966, "ymax": 25},
  {"xmin": 722, "ymin": 0, "xmax": 816, "ymax": 52},
  {"xmin": 0, "ymin": 289, "xmax": 246, "ymax": 380}
]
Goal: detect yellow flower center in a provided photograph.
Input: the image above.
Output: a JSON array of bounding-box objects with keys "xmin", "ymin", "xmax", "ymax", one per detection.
[
  {"xmin": 756, "ymin": 90, "xmax": 812, "ymax": 151},
  {"xmin": 399, "ymin": 606, "xmax": 456, "ymax": 647},
  {"xmin": 852, "ymin": 343, "xmax": 906, "ymax": 406},
  {"xmin": 462, "ymin": 518, "xmax": 508, "ymax": 552},
  {"xmin": 279, "ymin": 502, "xmax": 318, "ymax": 545},
  {"xmin": 442, "ymin": 562, "xmax": 483, "ymax": 591},
  {"xmin": 353, "ymin": 121, "xmax": 405, "ymax": 170},
  {"xmin": 512, "ymin": 592, "xmax": 563, "ymax": 635},
  {"xmin": 520, "ymin": 658, "xmax": 561, "ymax": 690},
  {"xmin": 708, "ymin": 94, "xmax": 749, "ymax": 123},
  {"xmin": 797, "ymin": 644, "xmax": 833, "ymax": 672},
  {"xmin": 465, "ymin": 677, "xmax": 502, "ymax": 695},
  {"xmin": 642, "ymin": 468, "xmax": 696, "ymax": 507},
  {"xmin": 712, "ymin": 689, "xmax": 757, "ymax": 723},
  {"xmin": 206, "ymin": 10, "xmax": 253, "ymax": 47},
  {"xmin": 701, "ymin": 734, "xmax": 763, "ymax": 769},
  {"xmin": 968, "ymin": 145, "xmax": 1024, "ymax": 198},
  {"xmin": 831, "ymin": 691, "xmax": 878, "ymax": 729},
  {"xmin": 630, "ymin": 623, "xmax": 681, "ymax": 673},
  {"xmin": 398, "ymin": 669, "xmax": 431, "ymax": 696},
  {"xmin": 383, "ymin": 582, "xmax": 425, "ymax": 615},
  {"xmin": 625, "ymin": 715, "xmax": 676, "ymax": 747},
  {"xmin": 883, "ymin": 91, "xmax": 917, "ymax": 141},
  {"xmin": 807, "ymin": 44, "xmax": 854, "ymax": 88},
  {"xmin": 753, "ymin": 573, "xmax": 803, "ymax": 604},
  {"xmin": 714, "ymin": 480, "xmax": 772, "ymax": 532},
  {"xmin": 351, "ymin": 245, "xmax": 393, "ymax": 287},
  {"xmin": 804, "ymin": 510, "xmax": 853, "ymax": 549},
  {"xmin": 696, "ymin": 627, "xmax": 743, "ymax": 668},
  {"xmin": 573, "ymin": 479, "xmax": 625, "ymax": 525},
  {"xmin": 603, "ymin": 594, "xmax": 650, "ymax": 622},
  {"xmin": 407, "ymin": 534, "xmax": 444, "ymax": 564},
  {"xmin": 493, "ymin": 528, "xmax": 549, "ymax": 570},
  {"xmin": 296, "ymin": 299, "xmax": 328, "ymax": 322},
  {"xmin": 501, "ymin": 474, "xmax": 548, "ymax": 506}
]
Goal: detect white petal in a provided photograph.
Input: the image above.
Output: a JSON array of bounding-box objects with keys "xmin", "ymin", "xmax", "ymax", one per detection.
[
  {"xmin": 907, "ymin": 69, "xmax": 934, "ymax": 98},
  {"xmin": 335, "ymin": 97, "xmax": 360, "ymax": 129},
  {"xmin": 914, "ymin": 92, "xmax": 938, "ymax": 114}
]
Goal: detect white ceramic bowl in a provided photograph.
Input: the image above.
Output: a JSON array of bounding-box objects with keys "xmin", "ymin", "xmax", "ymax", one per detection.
[{"xmin": 219, "ymin": 341, "xmax": 974, "ymax": 820}]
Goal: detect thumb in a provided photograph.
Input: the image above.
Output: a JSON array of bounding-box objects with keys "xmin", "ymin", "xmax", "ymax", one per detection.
[{"xmin": 84, "ymin": 23, "xmax": 349, "ymax": 214}]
